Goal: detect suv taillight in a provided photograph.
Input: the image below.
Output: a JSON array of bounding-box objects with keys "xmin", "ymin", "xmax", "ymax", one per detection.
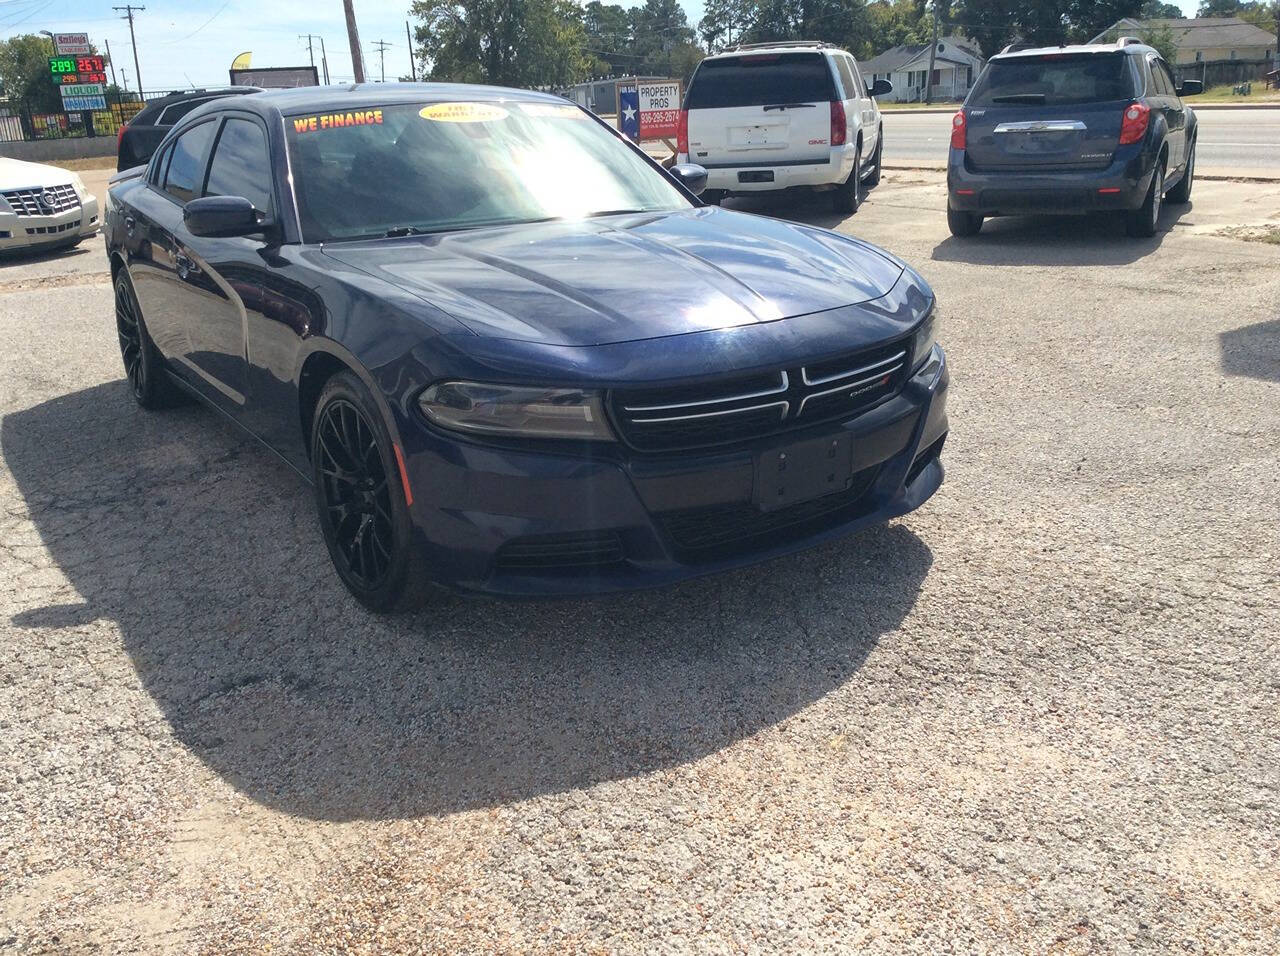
[
  {"xmin": 1118, "ymin": 102, "xmax": 1150, "ymax": 145},
  {"xmin": 117, "ymin": 122, "xmax": 127, "ymax": 149},
  {"xmin": 830, "ymin": 101, "xmax": 847, "ymax": 147},
  {"xmin": 677, "ymin": 109, "xmax": 688, "ymax": 155},
  {"xmin": 950, "ymin": 110, "xmax": 966, "ymax": 150}
]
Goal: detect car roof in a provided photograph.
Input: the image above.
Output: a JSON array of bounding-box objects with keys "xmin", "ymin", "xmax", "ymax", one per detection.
[
  {"xmin": 992, "ymin": 42, "xmax": 1154, "ymax": 62},
  {"xmin": 209, "ymin": 82, "xmax": 570, "ymax": 118},
  {"xmin": 701, "ymin": 43, "xmax": 848, "ymax": 62}
]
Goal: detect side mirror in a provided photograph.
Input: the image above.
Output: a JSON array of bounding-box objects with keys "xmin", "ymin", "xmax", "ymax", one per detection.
[
  {"xmin": 870, "ymin": 78, "xmax": 893, "ymax": 98},
  {"xmin": 1176, "ymin": 79, "xmax": 1203, "ymax": 97},
  {"xmin": 184, "ymin": 195, "xmax": 267, "ymax": 238},
  {"xmin": 670, "ymin": 162, "xmax": 708, "ymax": 197}
]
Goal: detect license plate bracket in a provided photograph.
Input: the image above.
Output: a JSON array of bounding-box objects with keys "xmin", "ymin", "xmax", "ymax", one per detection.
[{"xmin": 753, "ymin": 433, "xmax": 854, "ymax": 512}]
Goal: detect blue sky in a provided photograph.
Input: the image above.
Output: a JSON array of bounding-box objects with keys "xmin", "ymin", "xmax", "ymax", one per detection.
[{"xmin": 1, "ymin": 0, "xmax": 1202, "ymax": 93}]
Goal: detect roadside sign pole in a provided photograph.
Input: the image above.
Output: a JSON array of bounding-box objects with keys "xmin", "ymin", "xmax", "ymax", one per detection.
[{"xmin": 104, "ymin": 38, "xmax": 118, "ymax": 89}]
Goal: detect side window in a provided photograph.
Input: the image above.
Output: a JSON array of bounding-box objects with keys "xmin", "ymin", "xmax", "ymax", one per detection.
[
  {"xmin": 148, "ymin": 140, "xmax": 173, "ymax": 186},
  {"xmin": 204, "ymin": 117, "xmax": 273, "ymax": 215},
  {"xmin": 157, "ymin": 97, "xmax": 214, "ymax": 127},
  {"xmin": 848, "ymin": 58, "xmax": 867, "ymax": 97},
  {"xmin": 834, "ymin": 56, "xmax": 861, "ymax": 99},
  {"xmin": 162, "ymin": 120, "xmax": 217, "ymax": 203},
  {"xmin": 1148, "ymin": 57, "xmax": 1171, "ymax": 96},
  {"xmin": 1158, "ymin": 60, "xmax": 1179, "ymax": 98}
]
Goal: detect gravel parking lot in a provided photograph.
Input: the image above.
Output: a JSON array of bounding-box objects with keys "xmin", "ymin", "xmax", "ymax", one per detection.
[{"xmin": 2, "ymin": 168, "xmax": 1278, "ymax": 953}]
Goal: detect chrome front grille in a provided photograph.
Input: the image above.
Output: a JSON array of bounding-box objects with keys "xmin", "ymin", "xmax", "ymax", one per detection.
[
  {"xmin": 2, "ymin": 183, "xmax": 80, "ymax": 217},
  {"xmin": 609, "ymin": 339, "xmax": 912, "ymax": 453}
]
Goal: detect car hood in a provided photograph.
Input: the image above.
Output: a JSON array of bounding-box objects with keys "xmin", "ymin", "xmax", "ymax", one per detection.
[
  {"xmin": 322, "ymin": 207, "xmax": 906, "ymax": 347},
  {"xmin": 0, "ymin": 157, "xmax": 73, "ymax": 190}
]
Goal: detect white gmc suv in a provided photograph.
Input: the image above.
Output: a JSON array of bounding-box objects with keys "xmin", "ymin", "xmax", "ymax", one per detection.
[{"xmin": 677, "ymin": 42, "xmax": 891, "ymax": 213}]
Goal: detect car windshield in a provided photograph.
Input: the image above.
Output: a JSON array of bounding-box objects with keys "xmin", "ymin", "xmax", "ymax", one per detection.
[
  {"xmin": 968, "ymin": 53, "xmax": 1136, "ymax": 108},
  {"xmin": 685, "ymin": 53, "xmax": 836, "ymax": 109},
  {"xmin": 284, "ymin": 100, "xmax": 692, "ymax": 242}
]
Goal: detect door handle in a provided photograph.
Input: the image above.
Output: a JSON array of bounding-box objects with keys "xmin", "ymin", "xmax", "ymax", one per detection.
[{"xmin": 175, "ymin": 252, "xmax": 199, "ymax": 278}]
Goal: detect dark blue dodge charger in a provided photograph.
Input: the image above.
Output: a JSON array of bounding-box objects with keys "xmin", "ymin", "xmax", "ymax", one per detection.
[{"xmin": 104, "ymin": 85, "xmax": 948, "ymax": 610}]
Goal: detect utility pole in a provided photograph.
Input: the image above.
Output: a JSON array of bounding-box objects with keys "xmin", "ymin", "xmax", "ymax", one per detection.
[
  {"xmin": 372, "ymin": 39, "xmax": 391, "ymax": 82},
  {"xmin": 925, "ymin": 2, "xmax": 939, "ymax": 105},
  {"xmin": 405, "ymin": 20, "xmax": 416, "ymax": 81},
  {"xmin": 114, "ymin": 5, "xmax": 146, "ymax": 99},
  {"xmin": 343, "ymin": 0, "xmax": 365, "ymax": 83},
  {"xmin": 300, "ymin": 34, "xmax": 315, "ymax": 71},
  {"xmin": 105, "ymin": 37, "xmax": 119, "ymax": 89},
  {"xmin": 319, "ymin": 36, "xmax": 331, "ymax": 84}
]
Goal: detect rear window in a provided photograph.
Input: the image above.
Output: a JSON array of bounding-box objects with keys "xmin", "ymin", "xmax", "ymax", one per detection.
[
  {"xmin": 685, "ymin": 53, "xmax": 837, "ymax": 110},
  {"xmin": 968, "ymin": 53, "xmax": 1136, "ymax": 107}
]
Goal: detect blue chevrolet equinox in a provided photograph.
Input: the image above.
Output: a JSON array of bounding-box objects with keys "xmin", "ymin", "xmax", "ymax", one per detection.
[{"xmin": 947, "ymin": 38, "xmax": 1201, "ymax": 238}]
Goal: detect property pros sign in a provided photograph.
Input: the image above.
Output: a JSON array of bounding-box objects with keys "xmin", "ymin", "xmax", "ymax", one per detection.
[
  {"xmin": 638, "ymin": 81, "xmax": 680, "ymax": 140},
  {"xmin": 52, "ymin": 33, "xmax": 91, "ymax": 56}
]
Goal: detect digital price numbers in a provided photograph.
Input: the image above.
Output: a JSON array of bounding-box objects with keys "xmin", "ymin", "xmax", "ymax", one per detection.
[{"xmin": 49, "ymin": 56, "xmax": 108, "ymax": 86}]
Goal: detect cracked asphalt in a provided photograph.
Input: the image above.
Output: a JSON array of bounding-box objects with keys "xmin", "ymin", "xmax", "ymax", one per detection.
[{"xmin": 1, "ymin": 168, "xmax": 1278, "ymax": 953}]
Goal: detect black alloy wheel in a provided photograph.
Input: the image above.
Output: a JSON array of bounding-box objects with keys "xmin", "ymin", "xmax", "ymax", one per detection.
[
  {"xmin": 316, "ymin": 398, "xmax": 395, "ymax": 590},
  {"xmin": 114, "ymin": 272, "xmax": 181, "ymax": 409},
  {"xmin": 833, "ymin": 142, "xmax": 861, "ymax": 214},
  {"xmin": 311, "ymin": 371, "xmax": 428, "ymax": 612}
]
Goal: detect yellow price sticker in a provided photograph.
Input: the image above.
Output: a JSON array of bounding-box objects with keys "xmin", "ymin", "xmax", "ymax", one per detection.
[{"xmin": 419, "ymin": 102, "xmax": 509, "ymax": 123}]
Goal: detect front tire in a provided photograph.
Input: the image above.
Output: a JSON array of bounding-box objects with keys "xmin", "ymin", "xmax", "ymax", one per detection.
[
  {"xmin": 114, "ymin": 271, "xmax": 184, "ymax": 409},
  {"xmin": 1166, "ymin": 141, "xmax": 1194, "ymax": 204},
  {"xmin": 1126, "ymin": 162, "xmax": 1164, "ymax": 238},
  {"xmin": 311, "ymin": 371, "xmax": 430, "ymax": 613},
  {"xmin": 947, "ymin": 207, "xmax": 983, "ymax": 237},
  {"xmin": 832, "ymin": 143, "xmax": 861, "ymax": 214}
]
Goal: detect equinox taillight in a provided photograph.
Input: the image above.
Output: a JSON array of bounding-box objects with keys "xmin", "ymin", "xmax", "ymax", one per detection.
[
  {"xmin": 676, "ymin": 108, "xmax": 688, "ymax": 155},
  {"xmin": 950, "ymin": 110, "xmax": 966, "ymax": 150},
  {"xmin": 1118, "ymin": 102, "xmax": 1150, "ymax": 145},
  {"xmin": 830, "ymin": 100, "xmax": 847, "ymax": 147}
]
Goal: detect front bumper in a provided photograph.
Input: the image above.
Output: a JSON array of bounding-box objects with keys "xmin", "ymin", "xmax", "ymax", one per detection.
[
  {"xmin": 947, "ymin": 147, "xmax": 1155, "ymax": 216},
  {"xmin": 0, "ymin": 195, "xmax": 100, "ymax": 253},
  {"xmin": 681, "ymin": 144, "xmax": 856, "ymax": 194},
  {"xmin": 399, "ymin": 346, "xmax": 949, "ymax": 597}
]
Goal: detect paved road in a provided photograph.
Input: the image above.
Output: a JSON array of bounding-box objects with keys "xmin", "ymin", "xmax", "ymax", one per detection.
[
  {"xmin": 2, "ymin": 173, "xmax": 1278, "ymax": 952},
  {"xmin": 883, "ymin": 107, "xmax": 1280, "ymax": 173}
]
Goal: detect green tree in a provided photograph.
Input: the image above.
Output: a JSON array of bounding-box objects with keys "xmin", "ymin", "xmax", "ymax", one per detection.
[
  {"xmin": 1198, "ymin": 0, "xmax": 1280, "ymax": 32},
  {"xmin": 409, "ymin": 0, "xmax": 591, "ymax": 88},
  {"xmin": 951, "ymin": 0, "xmax": 1144, "ymax": 57},
  {"xmin": 0, "ymin": 34, "xmax": 62, "ymax": 113},
  {"xmin": 1140, "ymin": 0, "xmax": 1183, "ymax": 16}
]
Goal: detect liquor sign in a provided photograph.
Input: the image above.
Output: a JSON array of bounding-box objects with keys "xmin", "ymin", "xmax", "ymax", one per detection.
[
  {"xmin": 52, "ymin": 33, "xmax": 91, "ymax": 56},
  {"xmin": 638, "ymin": 81, "xmax": 680, "ymax": 140}
]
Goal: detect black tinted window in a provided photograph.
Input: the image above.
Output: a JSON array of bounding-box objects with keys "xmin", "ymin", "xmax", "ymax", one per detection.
[
  {"xmin": 686, "ymin": 53, "xmax": 837, "ymax": 109},
  {"xmin": 835, "ymin": 56, "xmax": 863, "ymax": 98},
  {"xmin": 1153, "ymin": 59, "xmax": 1176, "ymax": 96},
  {"xmin": 969, "ymin": 53, "xmax": 1135, "ymax": 107},
  {"xmin": 205, "ymin": 118, "xmax": 272, "ymax": 214},
  {"xmin": 157, "ymin": 97, "xmax": 214, "ymax": 126},
  {"xmin": 163, "ymin": 120, "xmax": 216, "ymax": 203}
]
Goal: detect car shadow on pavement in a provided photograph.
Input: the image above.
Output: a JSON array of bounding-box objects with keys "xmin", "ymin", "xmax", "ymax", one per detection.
[
  {"xmin": 3, "ymin": 381, "xmax": 933, "ymax": 822},
  {"xmin": 929, "ymin": 203, "xmax": 1192, "ymax": 267},
  {"xmin": 0, "ymin": 242, "xmax": 96, "ymax": 267},
  {"xmin": 1219, "ymin": 318, "xmax": 1280, "ymax": 383}
]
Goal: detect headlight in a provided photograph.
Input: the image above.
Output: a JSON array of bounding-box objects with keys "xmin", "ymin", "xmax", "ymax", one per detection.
[
  {"xmin": 911, "ymin": 302, "xmax": 938, "ymax": 371},
  {"xmin": 418, "ymin": 381, "xmax": 615, "ymax": 441},
  {"xmin": 70, "ymin": 174, "xmax": 89, "ymax": 199}
]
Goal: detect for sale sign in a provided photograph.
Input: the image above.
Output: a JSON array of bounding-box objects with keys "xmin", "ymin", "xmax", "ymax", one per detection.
[
  {"xmin": 53, "ymin": 33, "xmax": 91, "ymax": 56},
  {"xmin": 638, "ymin": 82, "xmax": 680, "ymax": 140}
]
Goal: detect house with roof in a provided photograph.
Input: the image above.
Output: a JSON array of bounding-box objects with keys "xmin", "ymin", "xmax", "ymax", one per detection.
[
  {"xmin": 1089, "ymin": 17, "xmax": 1276, "ymax": 66},
  {"xmin": 860, "ymin": 36, "xmax": 985, "ymax": 103}
]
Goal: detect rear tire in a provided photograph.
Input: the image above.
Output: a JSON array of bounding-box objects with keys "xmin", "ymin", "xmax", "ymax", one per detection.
[
  {"xmin": 1125, "ymin": 162, "xmax": 1164, "ymax": 238},
  {"xmin": 1166, "ymin": 141, "xmax": 1194, "ymax": 204},
  {"xmin": 832, "ymin": 143, "xmax": 861, "ymax": 214},
  {"xmin": 946, "ymin": 207, "xmax": 983, "ymax": 237},
  {"xmin": 867, "ymin": 134, "xmax": 882, "ymax": 188},
  {"xmin": 114, "ymin": 271, "xmax": 185, "ymax": 410},
  {"xmin": 311, "ymin": 371, "xmax": 433, "ymax": 613}
]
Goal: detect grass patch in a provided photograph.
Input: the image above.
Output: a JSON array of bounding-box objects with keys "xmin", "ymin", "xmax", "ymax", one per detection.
[
  {"xmin": 1192, "ymin": 83, "xmax": 1280, "ymax": 104},
  {"xmin": 50, "ymin": 157, "xmax": 118, "ymax": 172}
]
